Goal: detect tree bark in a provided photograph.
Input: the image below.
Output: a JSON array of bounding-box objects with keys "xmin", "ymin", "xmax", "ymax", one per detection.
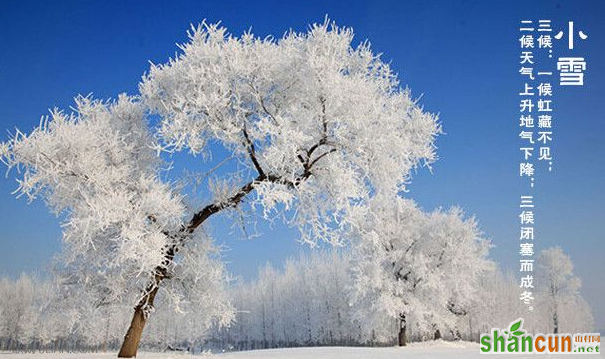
[
  {"xmin": 398, "ymin": 326, "xmax": 407, "ymax": 346},
  {"xmin": 551, "ymin": 291, "xmax": 559, "ymax": 334},
  {"xmin": 118, "ymin": 285, "xmax": 160, "ymax": 357},
  {"xmin": 398, "ymin": 315, "xmax": 407, "ymax": 346},
  {"xmin": 434, "ymin": 329, "xmax": 441, "ymax": 340}
]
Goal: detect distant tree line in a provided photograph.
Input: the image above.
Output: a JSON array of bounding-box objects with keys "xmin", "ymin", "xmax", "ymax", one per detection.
[{"xmin": 0, "ymin": 246, "xmax": 592, "ymax": 353}]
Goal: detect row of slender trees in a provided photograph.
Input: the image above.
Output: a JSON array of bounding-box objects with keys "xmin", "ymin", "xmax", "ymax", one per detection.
[
  {"xmin": 207, "ymin": 247, "xmax": 594, "ymax": 350},
  {"xmin": 0, "ymin": 246, "xmax": 594, "ymax": 353}
]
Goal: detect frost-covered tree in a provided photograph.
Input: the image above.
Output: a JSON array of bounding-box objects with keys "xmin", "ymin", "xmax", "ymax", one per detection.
[
  {"xmin": 467, "ymin": 269, "xmax": 534, "ymax": 338},
  {"xmin": 0, "ymin": 275, "xmax": 36, "ymax": 349},
  {"xmin": 349, "ymin": 197, "xmax": 492, "ymax": 346},
  {"xmin": 536, "ymin": 246, "xmax": 582, "ymax": 334},
  {"xmin": 0, "ymin": 95, "xmax": 234, "ymax": 356},
  {"xmin": 464, "ymin": 262, "xmax": 594, "ymax": 338},
  {"xmin": 1, "ymin": 19, "xmax": 440, "ymax": 357}
]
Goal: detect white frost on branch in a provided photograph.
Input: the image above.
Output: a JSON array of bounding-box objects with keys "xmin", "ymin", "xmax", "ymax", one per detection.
[
  {"xmin": 140, "ymin": 18, "xmax": 441, "ymax": 246},
  {"xmin": 1, "ymin": 95, "xmax": 188, "ymax": 309},
  {"xmin": 350, "ymin": 197, "xmax": 493, "ymax": 339}
]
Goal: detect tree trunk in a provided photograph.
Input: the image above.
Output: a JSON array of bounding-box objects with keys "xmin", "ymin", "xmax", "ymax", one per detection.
[
  {"xmin": 103, "ymin": 312, "xmax": 110, "ymax": 353},
  {"xmin": 552, "ymin": 294, "xmax": 559, "ymax": 334},
  {"xmin": 454, "ymin": 329, "xmax": 462, "ymax": 340},
  {"xmin": 117, "ymin": 173, "xmax": 283, "ymax": 356},
  {"xmin": 434, "ymin": 329, "xmax": 441, "ymax": 340},
  {"xmin": 398, "ymin": 315, "xmax": 407, "ymax": 346},
  {"xmin": 118, "ymin": 285, "xmax": 160, "ymax": 357},
  {"xmin": 398, "ymin": 326, "xmax": 407, "ymax": 346}
]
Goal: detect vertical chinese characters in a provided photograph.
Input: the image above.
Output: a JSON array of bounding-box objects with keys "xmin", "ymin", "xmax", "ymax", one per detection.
[{"xmin": 516, "ymin": 19, "xmax": 588, "ymax": 312}]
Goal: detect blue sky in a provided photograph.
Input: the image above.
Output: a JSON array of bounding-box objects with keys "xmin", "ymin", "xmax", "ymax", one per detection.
[{"xmin": 0, "ymin": 0, "xmax": 603, "ymax": 329}]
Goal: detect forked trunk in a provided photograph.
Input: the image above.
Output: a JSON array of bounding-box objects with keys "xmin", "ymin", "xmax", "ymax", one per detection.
[{"xmin": 118, "ymin": 285, "xmax": 160, "ymax": 357}]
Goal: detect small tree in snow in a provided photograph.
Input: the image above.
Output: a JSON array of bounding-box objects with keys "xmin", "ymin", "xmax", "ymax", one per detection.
[
  {"xmin": 0, "ymin": 275, "xmax": 36, "ymax": 349},
  {"xmin": 1, "ymin": 19, "xmax": 440, "ymax": 357},
  {"xmin": 350, "ymin": 197, "xmax": 491, "ymax": 346},
  {"xmin": 536, "ymin": 246, "xmax": 582, "ymax": 334}
]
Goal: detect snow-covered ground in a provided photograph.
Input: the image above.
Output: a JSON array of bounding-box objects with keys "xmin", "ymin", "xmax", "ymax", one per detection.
[{"xmin": 0, "ymin": 341, "xmax": 600, "ymax": 358}]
